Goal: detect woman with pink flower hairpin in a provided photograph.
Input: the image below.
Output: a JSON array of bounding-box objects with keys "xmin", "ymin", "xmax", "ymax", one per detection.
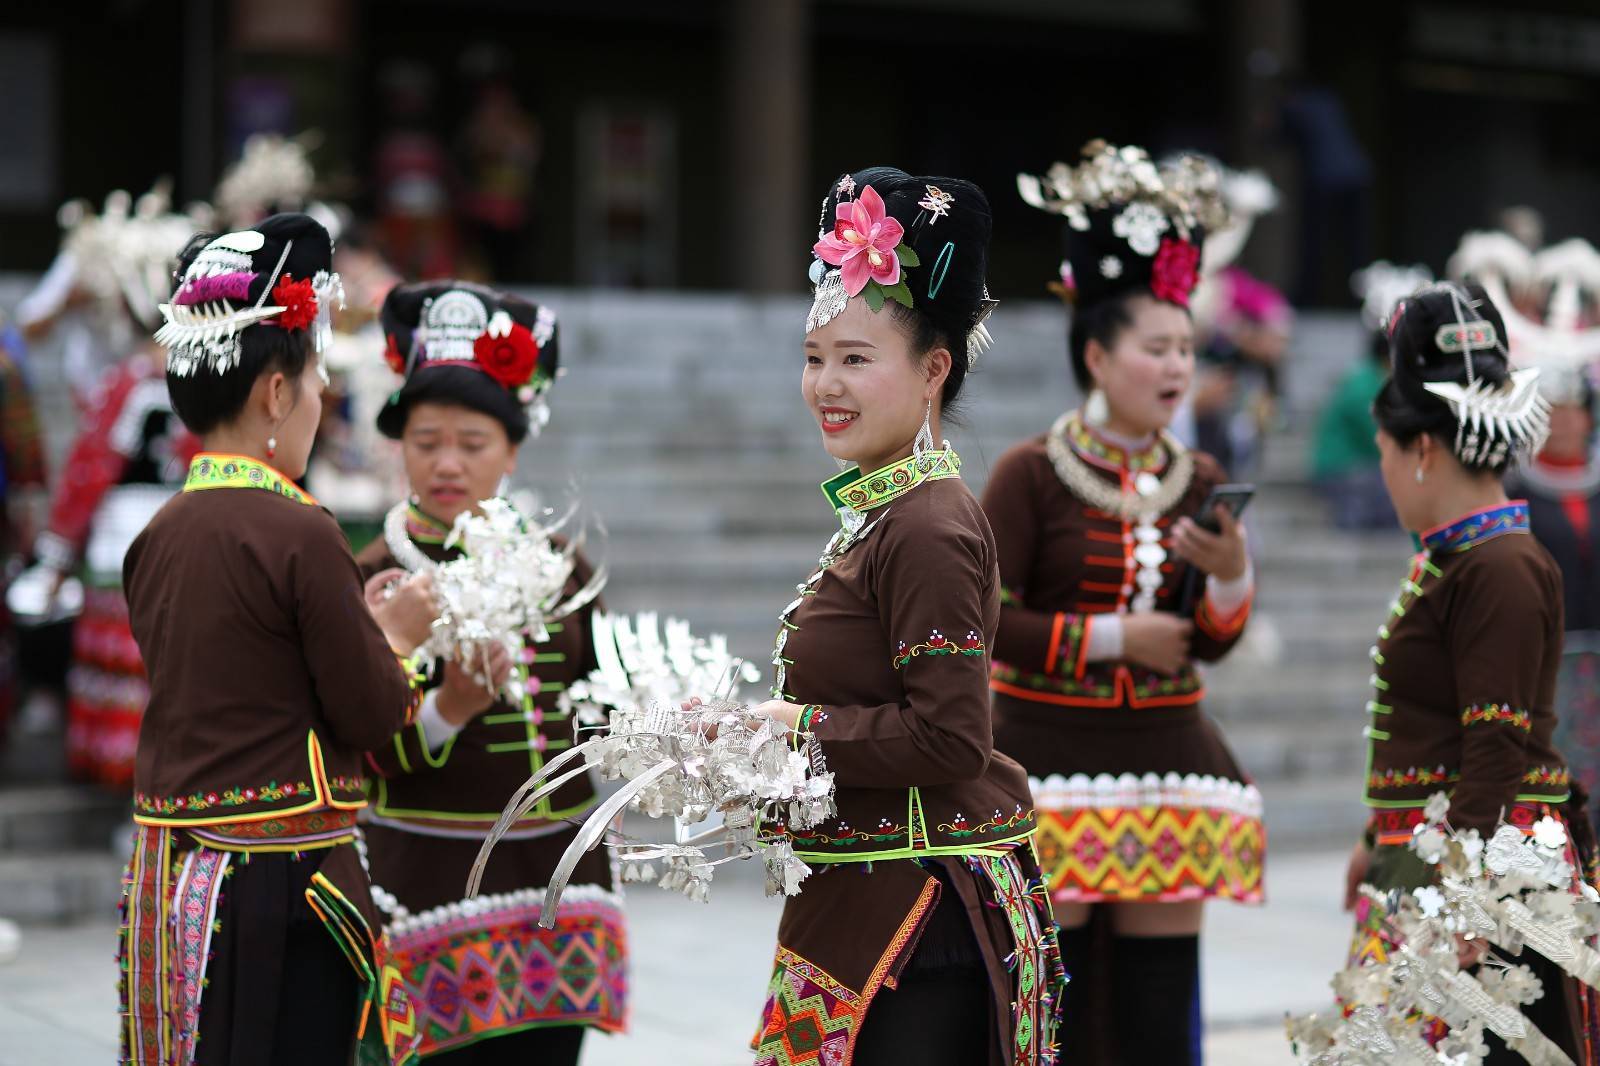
[
  {"xmin": 742, "ymin": 167, "xmax": 1063, "ymax": 1066},
  {"xmin": 987, "ymin": 142, "xmax": 1264, "ymax": 1064}
]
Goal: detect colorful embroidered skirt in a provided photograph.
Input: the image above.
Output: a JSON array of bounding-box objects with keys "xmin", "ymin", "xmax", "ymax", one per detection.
[
  {"xmin": 995, "ymin": 699, "xmax": 1265, "ymax": 904},
  {"xmin": 363, "ymin": 822, "xmax": 627, "ymax": 1057},
  {"xmin": 753, "ymin": 847, "xmax": 1064, "ymax": 1066},
  {"xmin": 67, "ymin": 585, "xmax": 147, "ymax": 787},
  {"xmin": 117, "ymin": 823, "xmax": 419, "ymax": 1066},
  {"xmin": 1554, "ymin": 648, "xmax": 1600, "ymax": 832}
]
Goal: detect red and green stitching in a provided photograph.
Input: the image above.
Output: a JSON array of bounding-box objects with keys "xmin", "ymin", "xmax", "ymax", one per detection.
[
  {"xmin": 134, "ymin": 778, "xmax": 316, "ymax": 816},
  {"xmin": 892, "ymin": 628, "xmax": 985, "ymax": 669},
  {"xmin": 937, "ymin": 805, "xmax": 1034, "ymax": 838},
  {"xmin": 1461, "ymin": 703, "xmax": 1531, "ymax": 732}
]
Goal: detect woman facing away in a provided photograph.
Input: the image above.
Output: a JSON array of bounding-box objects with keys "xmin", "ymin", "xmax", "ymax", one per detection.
[
  {"xmin": 1346, "ymin": 281, "xmax": 1596, "ymax": 1062},
  {"xmin": 119, "ymin": 214, "xmax": 436, "ymax": 1066},
  {"xmin": 989, "ymin": 142, "xmax": 1264, "ymax": 1064},
  {"xmin": 740, "ymin": 169, "xmax": 1063, "ymax": 1066},
  {"xmin": 356, "ymin": 280, "xmax": 625, "ymax": 1064}
]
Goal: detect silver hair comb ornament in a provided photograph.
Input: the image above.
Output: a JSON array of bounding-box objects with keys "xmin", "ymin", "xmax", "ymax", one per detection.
[
  {"xmin": 1415, "ymin": 284, "xmax": 1550, "ymax": 467},
  {"xmin": 468, "ymin": 612, "xmax": 836, "ymax": 920},
  {"xmin": 967, "ymin": 290, "xmax": 999, "ymax": 370}
]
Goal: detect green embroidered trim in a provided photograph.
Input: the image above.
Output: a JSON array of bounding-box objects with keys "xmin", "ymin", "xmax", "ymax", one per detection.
[
  {"xmin": 934, "ymin": 806, "xmax": 1034, "ymax": 839},
  {"xmin": 1461, "ymin": 703, "xmax": 1532, "ymax": 732},
  {"xmin": 990, "ymin": 661, "xmax": 1202, "ymax": 702},
  {"xmin": 793, "ymin": 828, "xmax": 1039, "ymax": 865},
  {"xmin": 183, "ymin": 454, "xmax": 314, "ymax": 505},
  {"xmin": 404, "ymin": 504, "xmax": 451, "ymax": 545},
  {"xmin": 892, "ymin": 628, "xmax": 985, "ymax": 669},
  {"xmin": 820, "ymin": 447, "xmax": 961, "ymax": 513},
  {"xmin": 1063, "ymin": 410, "xmax": 1168, "ymax": 471}
]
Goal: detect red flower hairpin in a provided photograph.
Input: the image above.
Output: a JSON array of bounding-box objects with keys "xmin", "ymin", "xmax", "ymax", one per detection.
[
  {"xmin": 268, "ymin": 274, "xmax": 319, "ymax": 332},
  {"xmin": 1150, "ymin": 238, "xmax": 1201, "ymax": 307},
  {"xmin": 474, "ymin": 315, "xmax": 540, "ymax": 388},
  {"xmin": 382, "ymin": 332, "xmax": 407, "ymax": 374}
]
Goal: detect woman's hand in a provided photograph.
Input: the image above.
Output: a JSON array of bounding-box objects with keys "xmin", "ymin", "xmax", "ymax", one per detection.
[
  {"xmin": 371, "ymin": 571, "xmax": 439, "ymax": 654},
  {"xmin": 1120, "ymin": 614, "xmax": 1193, "ymax": 676},
  {"xmin": 1455, "ymin": 934, "xmax": 1490, "ymax": 970},
  {"xmin": 750, "ymin": 699, "xmax": 805, "ymax": 731},
  {"xmin": 1343, "ymin": 840, "xmax": 1371, "ymax": 912},
  {"xmin": 1172, "ymin": 506, "xmax": 1249, "ymax": 583},
  {"xmin": 435, "ymin": 643, "xmax": 513, "ymax": 726}
]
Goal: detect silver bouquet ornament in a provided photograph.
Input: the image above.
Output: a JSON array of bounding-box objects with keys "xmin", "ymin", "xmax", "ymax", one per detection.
[
  {"xmin": 392, "ymin": 496, "xmax": 605, "ymax": 701},
  {"xmin": 467, "ymin": 612, "xmax": 836, "ymax": 924},
  {"xmin": 1287, "ymin": 793, "xmax": 1600, "ymax": 1065}
]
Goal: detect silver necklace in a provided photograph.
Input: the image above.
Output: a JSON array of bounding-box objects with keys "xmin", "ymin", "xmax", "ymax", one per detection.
[
  {"xmin": 1045, "ymin": 411, "xmax": 1195, "ymax": 613},
  {"xmin": 383, "ymin": 500, "xmax": 438, "ymax": 575}
]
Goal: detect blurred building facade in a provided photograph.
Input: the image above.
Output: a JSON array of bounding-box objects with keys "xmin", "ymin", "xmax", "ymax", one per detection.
[{"xmin": 1, "ymin": 0, "xmax": 1599, "ymax": 304}]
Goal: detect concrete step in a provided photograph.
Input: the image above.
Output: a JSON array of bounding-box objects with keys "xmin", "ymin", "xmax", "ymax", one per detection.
[
  {"xmin": 0, "ymin": 851, "xmax": 124, "ymax": 925},
  {"xmin": 0, "ymin": 785, "xmax": 131, "ymax": 854}
]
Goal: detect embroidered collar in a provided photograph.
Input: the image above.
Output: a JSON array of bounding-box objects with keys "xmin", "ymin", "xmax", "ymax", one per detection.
[
  {"xmin": 1065, "ymin": 411, "xmax": 1169, "ymax": 472},
  {"xmin": 820, "ymin": 447, "xmax": 961, "ymax": 516},
  {"xmin": 404, "ymin": 504, "xmax": 452, "ymax": 545},
  {"xmin": 1420, "ymin": 501, "xmax": 1530, "ymax": 554},
  {"xmin": 182, "ymin": 453, "xmax": 316, "ymax": 506}
]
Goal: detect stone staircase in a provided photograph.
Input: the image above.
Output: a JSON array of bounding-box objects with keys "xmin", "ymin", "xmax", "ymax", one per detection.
[{"xmin": 0, "ymin": 278, "xmax": 1405, "ymax": 921}]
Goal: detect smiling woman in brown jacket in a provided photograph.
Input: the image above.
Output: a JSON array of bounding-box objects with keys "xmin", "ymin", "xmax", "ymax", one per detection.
[
  {"xmin": 743, "ymin": 168, "xmax": 1062, "ymax": 1066},
  {"xmin": 119, "ymin": 214, "xmax": 433, "ymax": 1066}
]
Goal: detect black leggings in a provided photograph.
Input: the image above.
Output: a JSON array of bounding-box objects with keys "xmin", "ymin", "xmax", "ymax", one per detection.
[
  {"xmin": 851, "ymin": 965, "xmax": 992, "ymax": 1065},
  {"xmin": 429, "ymin": 1024, "xmax": 585, "ymax": 1066}
]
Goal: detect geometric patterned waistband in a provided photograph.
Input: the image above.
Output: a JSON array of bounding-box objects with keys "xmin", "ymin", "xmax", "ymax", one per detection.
[{"xmin": 185, "ymin": 807, "xmax": 359, "ymax": 852}]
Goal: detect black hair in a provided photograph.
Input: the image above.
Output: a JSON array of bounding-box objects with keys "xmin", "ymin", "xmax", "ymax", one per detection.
[
  {"xmin": 1371, "ymin": 282, "xmax": 1514, "ymax": 474},
  {"xmin": 888, "ymin": 302, "xmax": 967, "ymax": 416},
  {"xmin": 163, "ymin": 232, "xmax": 314, "ymax": 435}
]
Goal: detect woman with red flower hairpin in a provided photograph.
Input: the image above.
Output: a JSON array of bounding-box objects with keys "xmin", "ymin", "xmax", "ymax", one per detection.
[
  {"xmin": 984, "ymin": 142, "xmax": 1266, "ymax": 1063},
  {"xmin": 355, "ymin": 280, "xmax": 626, "ymax": 1065}
]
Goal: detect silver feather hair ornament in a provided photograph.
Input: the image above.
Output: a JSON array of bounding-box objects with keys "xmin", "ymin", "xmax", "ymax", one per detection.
[{"xmin": 1417, "ymin": 283, "xmax": 1551, "ymax": 467}]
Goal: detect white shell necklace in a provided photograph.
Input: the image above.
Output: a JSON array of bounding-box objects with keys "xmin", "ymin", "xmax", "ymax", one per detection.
[{"xmin": 1044, "ymin": 411, "xmax": 1194, "ymax": 613}]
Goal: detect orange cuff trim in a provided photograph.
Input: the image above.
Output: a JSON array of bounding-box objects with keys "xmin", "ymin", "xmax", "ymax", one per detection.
[
  {"xmin": 1074, "ymin": 615, "xmax": 1093, "ymax": 681},
  {"xmin": 1196, "ymin": 589, "xmax": 1252, "ymax": 641},
  {"xmin": 1044, "ymin": 612, "xmax": 1067, "ymax": 675}
]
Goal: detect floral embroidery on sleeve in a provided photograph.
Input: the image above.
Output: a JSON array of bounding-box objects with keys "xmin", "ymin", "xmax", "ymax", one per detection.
[
  {"xmin": 1461, "ymin": 703, "xmax": 1532, "ymax": 732},
  {"xmin": 892, "ymin": 628, "xmax": 986, "ymax": 669}
]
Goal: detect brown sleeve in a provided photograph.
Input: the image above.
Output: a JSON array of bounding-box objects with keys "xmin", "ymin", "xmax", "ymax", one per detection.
[
  {"xmin": 1186, "ymin": 452, "xmax": 1252, "ymax": 664},
  {"xmin": 981, "ymin": 445, "xmax": 1093, "ymax": 678},
  {"xmin": 292, "ymin": 513, "xmax": 420, "ymax": 752},
  {"xmin": 1445, "ymin": 550, "xmax": 1555, "ymax": 833},
  {"xmin": 805, "ymin": 506, "xmax": 994, "ymax": 788}
]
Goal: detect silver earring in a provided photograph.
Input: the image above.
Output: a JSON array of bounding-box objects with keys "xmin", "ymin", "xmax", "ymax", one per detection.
[
  {"xmin": 1085, "ymin": 388, "xmax": 1110, "ymax": 427},
  {"xmin": 913, "ymin": 400, "xmax": 935, "ymax": 468},
  {"xmin": 408, "ymin": 489, "xmax": 421, "ymax": 505},
  {"xmin": 1415, "ymin": 466, "xmax": 1425, "ymax": 484},
  {"xmin": 495, "ymin": 474, "xmax": 512, "ymax": 498}
]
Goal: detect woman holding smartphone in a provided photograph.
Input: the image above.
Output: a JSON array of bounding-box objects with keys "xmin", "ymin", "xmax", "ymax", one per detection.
[{"xmin": 985, "ymin": 142, "xmax": 1263, "ymax": 1063}]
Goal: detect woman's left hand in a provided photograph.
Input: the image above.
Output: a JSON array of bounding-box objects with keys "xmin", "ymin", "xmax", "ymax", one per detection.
[
  {"xmin": 750, "ymin": 699, "xmax": 805, "ymax": 730},
  {"xmin": 1172, "ymin": 506, "xmax": 1249, "ymax": 583}
]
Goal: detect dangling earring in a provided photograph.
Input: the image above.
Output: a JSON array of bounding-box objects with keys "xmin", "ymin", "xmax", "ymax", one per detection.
[
  {"xmin": 1085, "ymin": 388, "xmax": 1110, "ymax": 427},
  {"xmin": 266, "ymin": 436, "xmax": 277, "ymax": 460},
  {"xmin": 1415, "ymin": 466, "xmax": 1425, "ymax": 484},
  {"xmin": 408, "ymin": 489, "xmax": 421, "ymax": 506},
  {"xmin": 495, "ymin": 474, "xmax": 512, "ymax": 498},
  {"xmin": 913, "ymin": 399, "xmax": 935, "ymax": 469}
]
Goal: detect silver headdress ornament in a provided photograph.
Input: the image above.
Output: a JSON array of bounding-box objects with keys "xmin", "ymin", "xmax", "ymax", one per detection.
[
  {"xmin": 1017, "ymin": 140, "xmax": 1230, "ymax": 244},
  {"xmin": 1352, "ymin": 261, "xmax": 1434, "ymax": 332},
  {"xmin": 1414, "ymin": 283, "xmax": 1550, "ymax": 467},
  {"xmin": 58, "ymin": 181, "xmax": 212, "ymax": 331},
  {"xmin": 155, "ymin": 232, "xmax": 345, "ymax": 379},
  {"xmin": 214, "ymin": 132, "xmax": 317, "ymax": 229}
]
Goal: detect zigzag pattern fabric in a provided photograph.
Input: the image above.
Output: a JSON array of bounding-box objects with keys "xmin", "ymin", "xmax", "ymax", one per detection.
[
  {"xmin": 1033, "ymin": 805, "xmax": 1266, "ymax": 902},
  {"xmin": 389, "ymin": 894, "xmax": 626, "ymax": 1056},
  {"xmin": 752, "ymin": 948, "xmax": 862, "ymax": 1066}
]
